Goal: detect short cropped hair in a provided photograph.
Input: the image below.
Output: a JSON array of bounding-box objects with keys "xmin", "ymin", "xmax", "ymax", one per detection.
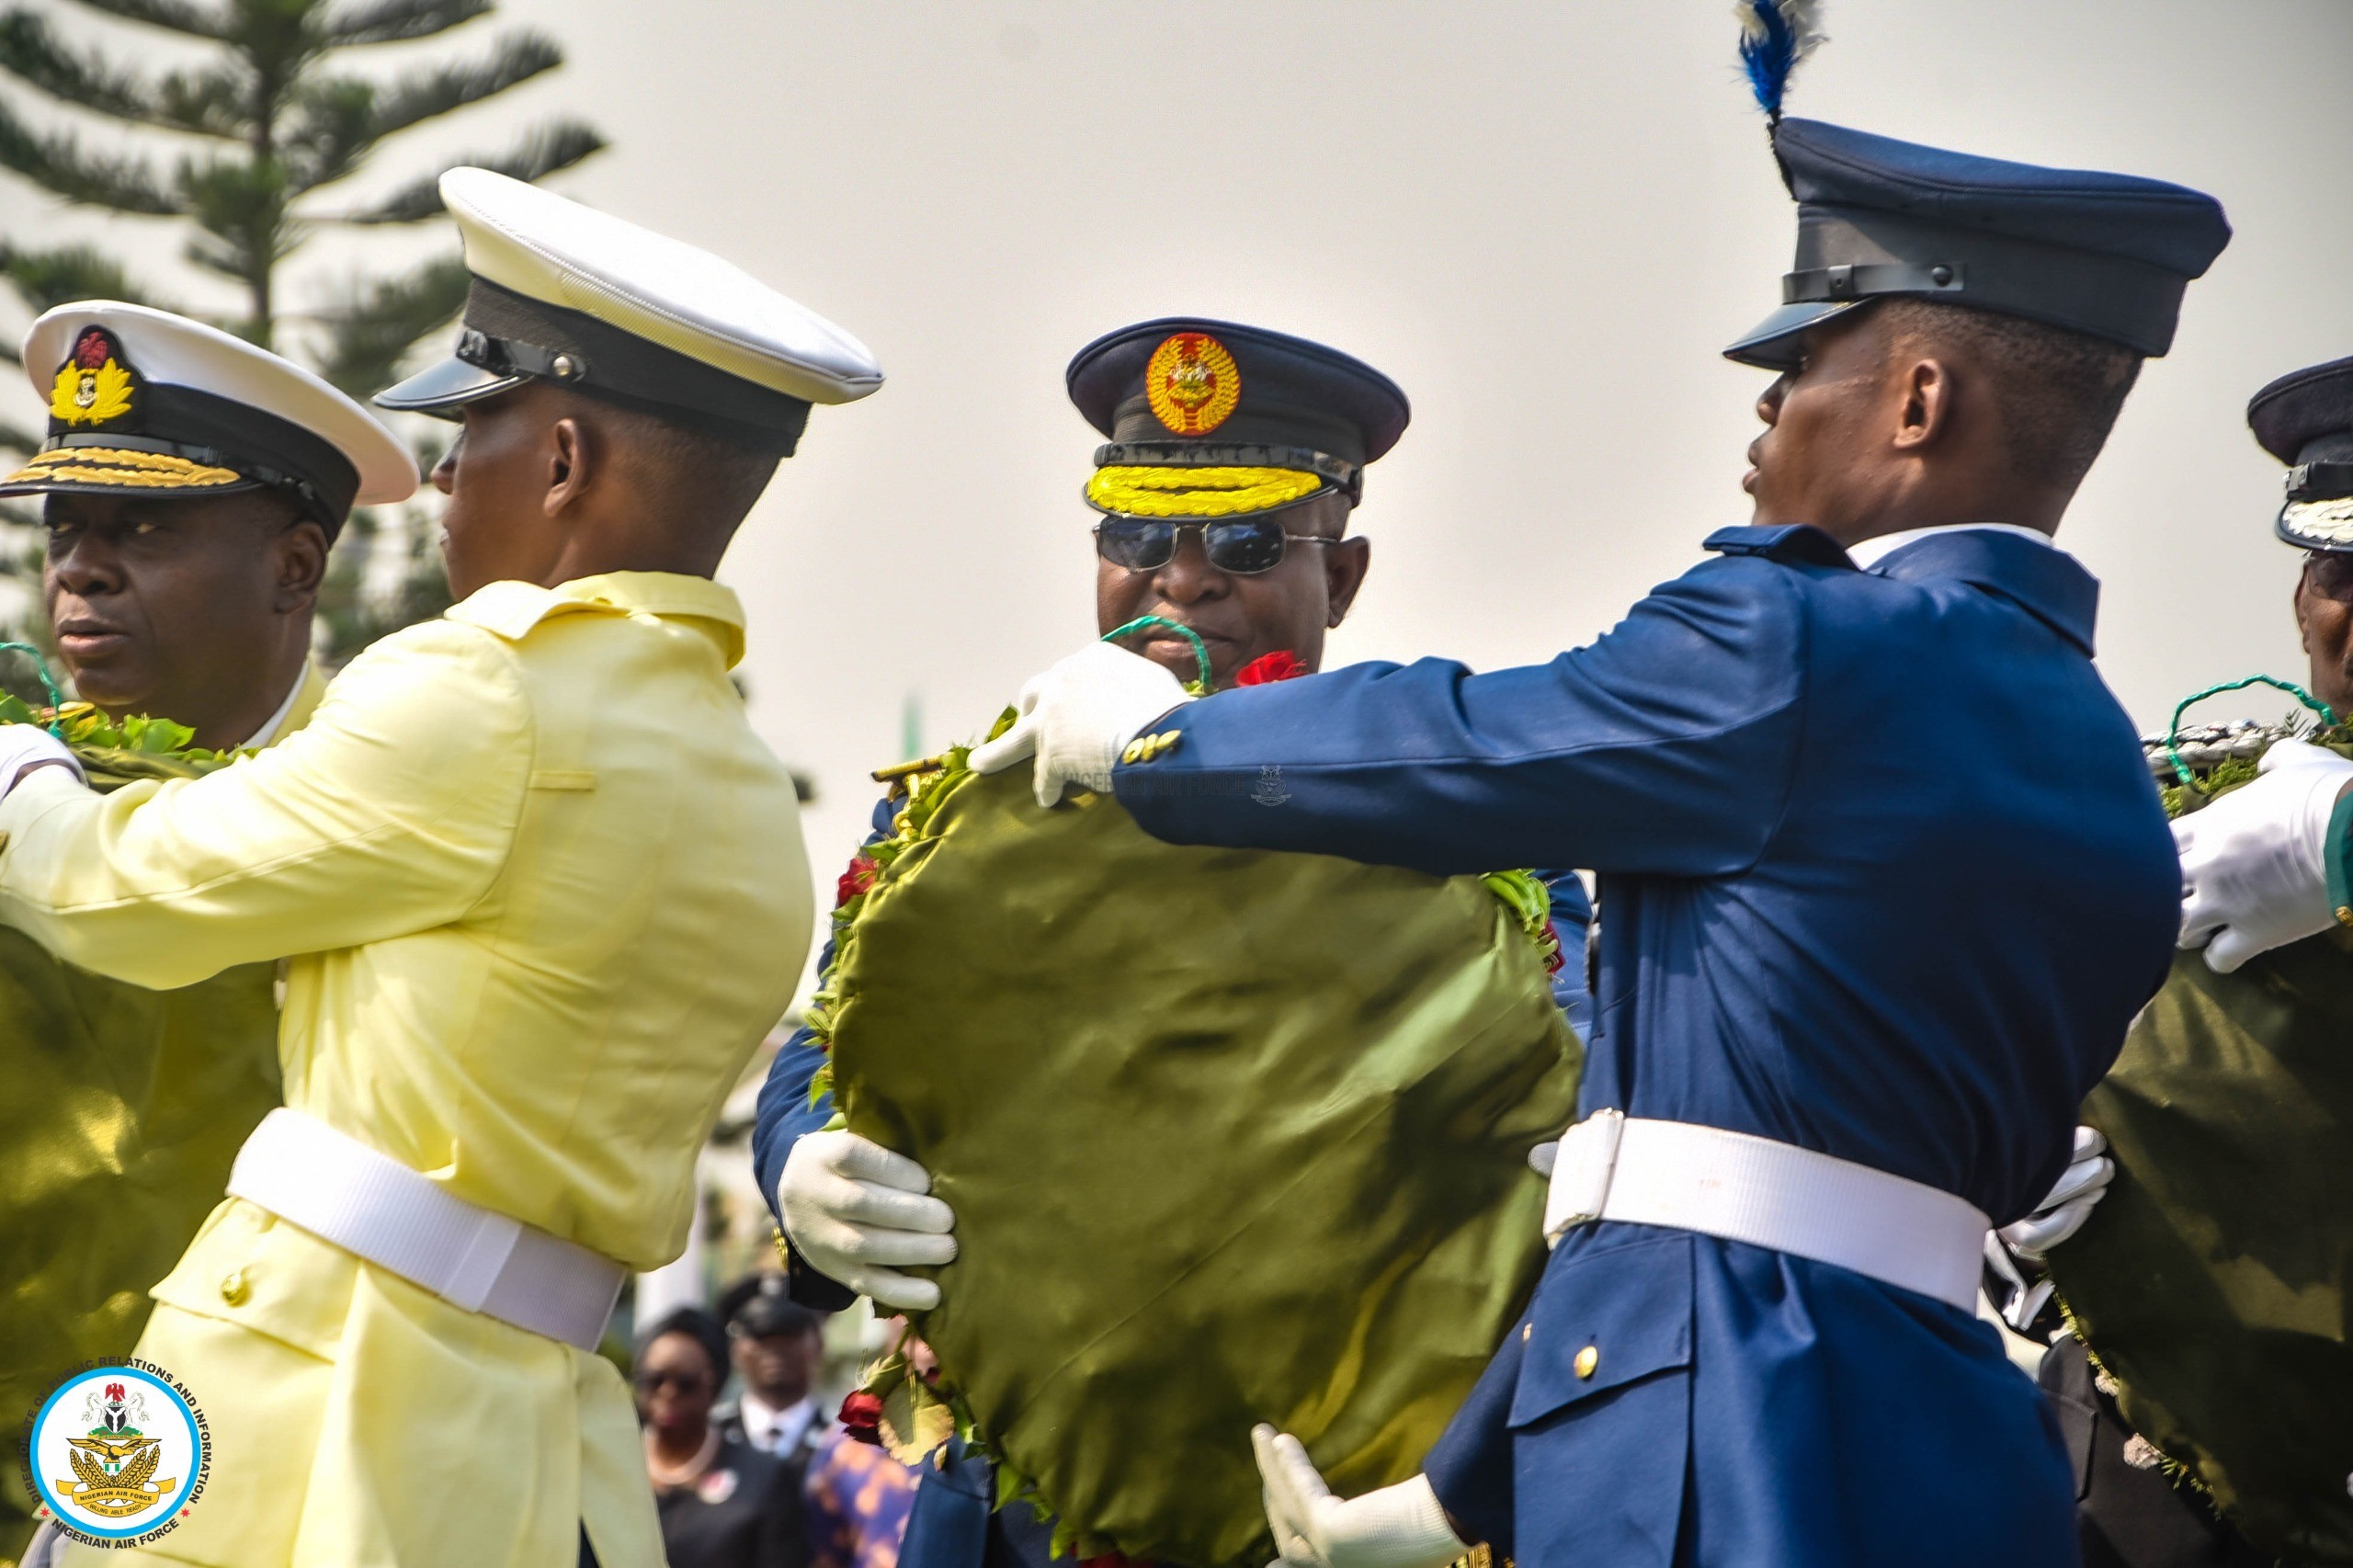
[
  {"xmin": 1876, "ymin": 298, "xmax": 2144, "ymax": 493},
  {"xmin": 563, "ymin": 391, "xmax": 787, "ymax": 538}
]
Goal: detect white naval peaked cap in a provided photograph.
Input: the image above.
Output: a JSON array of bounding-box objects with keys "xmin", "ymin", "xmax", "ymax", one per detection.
[
  {"xmin": 377, "ymin": 168, "xmax": 881, "ymax": 449},
  {"xmin": 2, "ymin": 301, "xmax": 416, "ymax": 532}
]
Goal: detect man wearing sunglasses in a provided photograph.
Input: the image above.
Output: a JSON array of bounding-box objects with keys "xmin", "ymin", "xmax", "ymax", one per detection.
[{"xmin": 752, "ymin": 318, "xmax": 1595, "ymax": 1568}]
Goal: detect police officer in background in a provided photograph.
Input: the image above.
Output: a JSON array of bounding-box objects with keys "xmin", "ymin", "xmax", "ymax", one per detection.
[
  {"xmin": 757, "ymin": 317, "xmax": 1595, "ymax": 1568},
  {"xmin": 966, "ymin": 119, "xmax": 2228, "ymax": 1567},
  {"xmin": 715, "ymin": 1275, "xmax": 829, "ymax": 1465}
]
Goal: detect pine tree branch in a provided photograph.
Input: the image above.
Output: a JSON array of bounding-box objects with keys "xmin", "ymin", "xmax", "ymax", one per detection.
[
  {"xmin": 0, "ymin": 239, "xmax": 158, "ymax": 313},
  {"xmin": 313, "ymin": 251, "xmax": 468, "ymax": 398},
  {"xmin": 365, "ymin": 30, "xmax": 560, "ymax": 139},
  {"xmin": 176, "ymin": 156, "xmax": 295, "ymax": 335},
  {"xmin": 65, "ymin": 0, "xmax": 230, "ymax": 42},
  {"xmin": 321, "ymin": 0, "xmax": 490, "ymax": 48},
  {"xmin": 281, "ymin": 75, "xmax": 375, "ymax": 193},
  {"xmin": 335, "ymin": 118, "xmax": 602, "ymax": 223},
  {"xmin": 0, "ymin": 12, "xmax": 250, "ymax": 138},
  {"xmin": 0, "ymin": 97, "xmax": 180, "ymax": 213}
]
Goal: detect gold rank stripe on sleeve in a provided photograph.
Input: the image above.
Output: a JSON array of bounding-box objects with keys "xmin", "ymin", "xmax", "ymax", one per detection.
[{"xmin": 4, "ymin": 446, "xmax": 244, "ymax": 490}]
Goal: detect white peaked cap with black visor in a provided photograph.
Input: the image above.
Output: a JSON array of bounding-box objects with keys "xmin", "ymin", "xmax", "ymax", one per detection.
[
  {"xmin": 1, "ymin": 301, "xmax": 417, "ymax": 536},
  {"xmin": 378, "ymin": 168, "xmax": 882, "ymax": 451}
]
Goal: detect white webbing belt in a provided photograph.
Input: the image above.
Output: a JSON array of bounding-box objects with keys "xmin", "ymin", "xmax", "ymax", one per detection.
[
  {"xmin": 1543, "ymin": 1109, "xmax": 1990, "ymax": 1313},
  {"xmin": 226, "ymin": 1108, "xmax": 627, "ymax": 1352}
]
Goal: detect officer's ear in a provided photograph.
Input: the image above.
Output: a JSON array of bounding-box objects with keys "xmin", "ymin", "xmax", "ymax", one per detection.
[
  {"xmin": 543, "ymin": 416, "xmax": 599, "ymax": 518},
  {"xmin": 1890, "ymin": 354, "xmax": 1956, "ymax": 455},
  {"xmin": 1324, "ymin": 534, "xmax": 1371, "ymax": 628},
  {"xmin": 271, "ymin": 516, "xmax": 329, "ymax": 615}
]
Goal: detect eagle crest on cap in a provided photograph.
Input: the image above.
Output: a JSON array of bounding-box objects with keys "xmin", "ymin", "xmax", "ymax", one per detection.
[
  {"xmin": 1147, "ymin": 333, "xmax": 1241, "ymax": 437},
  {"xmin": 49, "ymin": 327, "xmax": 136, "ymax": 427}
]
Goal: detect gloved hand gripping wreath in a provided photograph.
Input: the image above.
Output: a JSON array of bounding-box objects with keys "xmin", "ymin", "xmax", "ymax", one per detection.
[
  {"xmin": 802, "ymin": 662, "xmax": 1580, "ymax": 1568},
  {"xmin": 2044, "ymin": 674, "xmax": 2353, "ymax": 1562}
]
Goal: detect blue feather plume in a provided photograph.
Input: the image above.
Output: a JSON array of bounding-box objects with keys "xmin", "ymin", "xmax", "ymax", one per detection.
[{"xmin": 1735, "ymin": 0, "xmax": 1825, "ymax": 122}]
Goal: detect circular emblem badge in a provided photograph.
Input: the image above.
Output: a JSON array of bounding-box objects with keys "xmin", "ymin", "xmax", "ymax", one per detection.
[
  {"xmin": 25, "ymin": 1363, "xmax": 210, "ymax": 1548},
  {"xmin": 1145, "ymin": 333, "xmax": 1242, "ymax": 436}
]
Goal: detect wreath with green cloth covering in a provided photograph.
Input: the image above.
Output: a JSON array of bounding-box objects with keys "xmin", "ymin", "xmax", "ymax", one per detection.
[
  {"xmin": 804, "ymin": 644, "xmax": 1579, "ymax": 1568},
  {"xmin": 2044, "ymin": 675, "xmax": 2353, "ymax": 1563},
  {"xmin": 0, "ymin": 644, "xmax": 278, "ymax": 1561}
]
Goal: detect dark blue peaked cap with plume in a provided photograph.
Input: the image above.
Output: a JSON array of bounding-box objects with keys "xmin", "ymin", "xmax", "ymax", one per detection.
[{"xmin": 1722, "ymin": 2, "xmax": 2231, "ymax": 369}]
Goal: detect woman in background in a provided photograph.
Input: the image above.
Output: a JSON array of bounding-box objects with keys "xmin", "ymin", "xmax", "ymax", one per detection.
[{"xmin": 637, "ymin": 1308, "xmax": 810, "ymax": 1568}]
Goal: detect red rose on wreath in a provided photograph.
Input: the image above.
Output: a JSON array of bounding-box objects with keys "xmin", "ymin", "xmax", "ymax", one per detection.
[
  {"xmin": 1234, "ymin": 650, "xmax": 1307, "ymax": 686},
  {"xmin": 838, "ymin": 1391, "xmax": 884, "ymax": 1446},
  {"xmin": 835, "ymin": 855, "xmax": 881, "ymax": 907},
  {"xmin": 1540, "ymin": 921, "xmax": 1567, "ymax": 976}
]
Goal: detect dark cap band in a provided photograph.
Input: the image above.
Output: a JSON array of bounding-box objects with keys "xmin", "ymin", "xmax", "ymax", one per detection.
[{"xmin": 453, "ymin": 279, "xmax": 812, "ymax": 452}]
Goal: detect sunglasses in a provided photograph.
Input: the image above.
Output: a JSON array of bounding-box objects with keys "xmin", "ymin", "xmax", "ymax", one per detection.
[
  {"xmin": 1094, "ymin": 517, "xmax": 1333, "ymax": 575},
  {"xmin": 2308, "ymin": 553, "xmax": 2353, "ymax": 605}
]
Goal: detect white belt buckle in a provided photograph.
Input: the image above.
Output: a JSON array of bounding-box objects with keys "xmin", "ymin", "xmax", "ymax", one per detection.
[{"xmin": 1543, "ymin": 1108, "xmax": 1626, "ymax": 1246}]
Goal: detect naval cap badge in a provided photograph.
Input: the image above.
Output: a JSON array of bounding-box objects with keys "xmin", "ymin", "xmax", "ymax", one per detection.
[{"xmin": 49, "ymin": 327, "xmax": 138, "ymax": 428}]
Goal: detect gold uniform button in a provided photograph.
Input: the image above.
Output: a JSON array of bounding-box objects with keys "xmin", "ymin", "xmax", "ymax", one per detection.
[
  {"xmin": 1521, "ymin": 1323, "xmax": 1532, "ymax": 1342},
  {"xmin": 1157, "ymin": 731, "xmax": 1182, "ymax": 756},
  {"xmin": 1574, "ymin": 1344, "xmax": 1599, "ymax": 1380},
  {"xmin": 219, "ymin": 1267, "xmax": 251, "ymax": 1306},
  {"xmin": 2336, "ymin": 905, "xmax": 2353, "ymax": 928},
  {"xmin": 1120, "ymin": 739, "xmax": 1145, "ymax": 765}
]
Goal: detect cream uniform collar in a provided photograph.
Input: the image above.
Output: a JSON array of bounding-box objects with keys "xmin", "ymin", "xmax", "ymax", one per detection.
[{"xmin": 447, "ymin": 572, "xmax": 749, "ymax": 669}]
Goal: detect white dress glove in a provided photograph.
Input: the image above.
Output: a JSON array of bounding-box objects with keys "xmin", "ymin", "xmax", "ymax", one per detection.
[
  {"xmin": 776, "ymin": 1129, "xmax": 956, "ymax": 1311},
  {"xmin": 1253, "ymin": 1426, "xmax": 1463, "ymax": 1568},
  {"xmin": 968, "ymin": 642, "xmax": 1191, "ymax": 808},
  {"xmin": 2176, "ymin": 737, "xmax": 2353, "ymax": 973},
  {"xmin": 0, "ymin": 724, "xmax": 82, "ymax": 800},
  {"xmin": 1996, "ymin": 1126, "xmax": 2114, "ymax": 1262}
]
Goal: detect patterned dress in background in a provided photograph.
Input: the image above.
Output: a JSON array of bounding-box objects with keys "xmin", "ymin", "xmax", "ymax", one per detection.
[{"xmin": 805, "ymin": 1428, "xmax": 921, "ymax": 1568}]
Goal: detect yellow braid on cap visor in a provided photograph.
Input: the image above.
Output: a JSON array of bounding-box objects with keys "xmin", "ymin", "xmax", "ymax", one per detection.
[{"xmin": 1086, "ymin": 466, "xmax": 1325, "ymax": 519}]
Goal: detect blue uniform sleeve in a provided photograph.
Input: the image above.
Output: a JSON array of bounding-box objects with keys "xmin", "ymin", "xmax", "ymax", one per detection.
[
  {"xmin": 751, "ymin": 792, "xmax": 896, "ymax": 1221},
  {"xmin": 1112, "ymin": 556, "xmax": 1808, "ymax": 879}
]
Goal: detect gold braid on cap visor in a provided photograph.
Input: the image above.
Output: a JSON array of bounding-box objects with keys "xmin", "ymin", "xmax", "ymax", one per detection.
[
  {"xmin": 1086, "ymin": 466, "xmax": 1324, "ymax": 519},
  {"xmin": 6, "ymin": 445, "xmax": 243, "ymax": 489}
]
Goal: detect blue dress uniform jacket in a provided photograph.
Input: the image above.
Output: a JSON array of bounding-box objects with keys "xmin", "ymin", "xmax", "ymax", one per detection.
[{"xmin": 1108, "ymin": 525, "xmax": 2181, "ymax": 1568}]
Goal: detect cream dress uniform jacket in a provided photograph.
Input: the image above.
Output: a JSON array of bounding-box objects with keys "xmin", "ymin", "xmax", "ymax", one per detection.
[{"xmin": 0, "ymin": 572, "xmax": 813, "ymax": 1568}]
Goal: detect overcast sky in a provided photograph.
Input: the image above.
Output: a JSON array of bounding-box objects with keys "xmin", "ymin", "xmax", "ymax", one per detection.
[{"xmin": 9, "ymin": 0, "xmax": 2353, "ymax": 926}]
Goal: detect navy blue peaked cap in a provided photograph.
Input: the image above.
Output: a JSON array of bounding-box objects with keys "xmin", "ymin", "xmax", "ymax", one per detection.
[
  {"xmin": 2247, "ymin": 357, "xmax": 2353, "ymax": 551},
  {"xmin": 1726, "ymin": 119, "xmax": 2232, "ymax": 369},
  {"xmin": 1068, "ymin": 318, "xmax": 1409, "ymax": 485}
]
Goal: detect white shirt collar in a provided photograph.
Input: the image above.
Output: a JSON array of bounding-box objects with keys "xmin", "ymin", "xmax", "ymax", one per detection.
[
  {"xmin": 1842, "ymin": 523, "xmax": 2057, "ymax": 572},
  {"xmin": 738, "ymin": 1391, "xmax": 817, "ymax": 1454},
  {"xmin": 238, "ymin": 668, "xmax": 310, "ymax": 750}
]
